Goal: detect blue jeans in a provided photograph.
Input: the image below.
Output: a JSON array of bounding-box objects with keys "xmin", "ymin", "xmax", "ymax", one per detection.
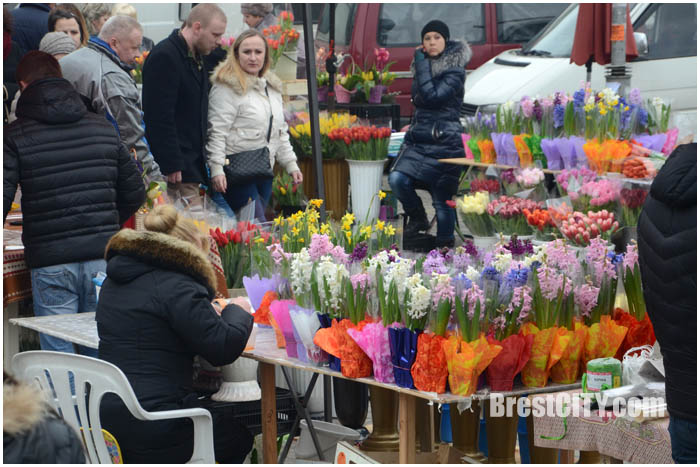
[
  {"xmin": 669, "ymin": 416, "xmax": 697, "ymax": 463},
  {"xmin": 388, "ymin": 170, "xmax": 456, "ymax": 241},
  {"xmin": 223, "ymin": 177, "xmax": 273, "ymax": 221},
  {"xmin": 31, "ymin": 259, "xmax": 104, "ymax": 358}
]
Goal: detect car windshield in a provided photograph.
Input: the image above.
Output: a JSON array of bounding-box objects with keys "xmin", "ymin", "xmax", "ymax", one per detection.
[{"xmin": 520, "ymin": 4, "xmax": 580, "ymax": 57}]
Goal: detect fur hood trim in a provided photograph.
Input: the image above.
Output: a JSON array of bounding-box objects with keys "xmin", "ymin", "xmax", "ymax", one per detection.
[
  {"xmin": 411, "ymin": 39, "xmax": 472, "ymax": 77},
  {"xmin": 211, "ymin": 61, "xmax": 283, "ymax": 95},
  {"xmin": 105, "ymin": 229, "xmax": 217, "ymax": 294},
  {"xmin": 4, "ymin": 382, "xmax": 48, "ymax": 436}
]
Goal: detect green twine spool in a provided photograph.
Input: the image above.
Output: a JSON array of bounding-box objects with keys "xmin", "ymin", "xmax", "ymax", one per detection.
[{"xmin": 582, "ymin": 357, "xmax": 622, "ymax": 393}]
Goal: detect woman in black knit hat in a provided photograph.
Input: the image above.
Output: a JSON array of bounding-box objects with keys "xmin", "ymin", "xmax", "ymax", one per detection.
[{"xmin": 389, "ymin": 20, "xmax": 472, "ymax": 248}]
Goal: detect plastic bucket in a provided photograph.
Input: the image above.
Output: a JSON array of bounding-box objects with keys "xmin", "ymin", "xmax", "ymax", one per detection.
[{"xmin": 295, "ymin": 419, "xmax": 361, "ymax": 461}]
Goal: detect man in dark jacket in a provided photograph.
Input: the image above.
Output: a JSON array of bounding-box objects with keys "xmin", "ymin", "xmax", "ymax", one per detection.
[
  {"xmin": 389, "ymin": 20, "xmax": 471, "ymax": 248},
  {"xmin": 9, "ymin": 3, "xmax": 53, "ymax": 53},
  {"xmin": 142, "ymin": 3, "xmax": 226, "ymax": 207},
  {"xmin": 637, "ymin": 143, "xmax": 696, "ymax": 464},
  {"xmin": 3, "ymin": 51, "xmax": 145, "ymax": 356}
]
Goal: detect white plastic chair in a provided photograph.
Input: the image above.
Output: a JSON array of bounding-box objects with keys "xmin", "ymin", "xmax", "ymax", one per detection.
[{"xmin": 11, "ymin": 351, "xmax": 215, "ymax": 464}]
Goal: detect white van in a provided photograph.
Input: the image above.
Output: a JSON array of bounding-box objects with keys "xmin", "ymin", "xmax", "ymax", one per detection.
[{"xmin": 462, "ymin": 3, "xmax": 697, "ymax": 139}]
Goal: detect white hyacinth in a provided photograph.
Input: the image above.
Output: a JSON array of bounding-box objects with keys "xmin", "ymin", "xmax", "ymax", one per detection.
[
  {"xmin": 466, "ymin": 266, "xmax": 481, "ymax": 283},
  {"xmin": 290, "ymin": 248, "xmax": 313, "ymax": 297},
  {"xmin": 316, "ymin": 255, "xmax": 349, "ymax": 313},
  {"xmin": 492, "ymin": 251, "xmax": 513, "ymax": 274},
  {"xmin": 407, "ymin": 283, "xmax": 431, "ymax": 320}
]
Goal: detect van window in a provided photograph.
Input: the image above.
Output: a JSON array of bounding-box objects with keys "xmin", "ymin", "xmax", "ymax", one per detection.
[
  {"xmin": 377, "ymin": 4, "xmax": 486, "ymax": 46},
  {"xmin": 635, "ymin": 3, "xmax": 697, "ymax": 60},
  {"xmin": 317, "ymin": 4, "xmax": 358, "ymax": 46},
  {"xmin": 521, "ymin": 4, "xmax": 580, "ymax": 57},
  {"xmin": 496, "ymin": 3, "xmax": 568, "ymax": 44}
]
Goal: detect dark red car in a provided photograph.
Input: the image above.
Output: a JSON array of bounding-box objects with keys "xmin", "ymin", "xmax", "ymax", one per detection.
[{"xmin": 315, "ymin": 3, "xmax": 568, "ymax": 120}]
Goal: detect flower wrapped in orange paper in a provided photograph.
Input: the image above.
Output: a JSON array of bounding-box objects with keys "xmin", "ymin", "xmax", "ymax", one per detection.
[
  {"xmin": 313, "ymin": 318, "xmax": 373, "ymax": 378},
  {"xmin": 583, "ymin": 139, "xmax": 631, "ymax": 175},
  {"xmin": 550, "ymin": 321, "xmax": 587, "ymax": 384},
  {"xmin": 613, "ymin": 308, "xmax": 655, "ymax": 360},
  {"xmin": 513, "ymin": 134, "xmax": 533, "ymax": 167},
  {"xmin": 254, "ymin": 290, "xmax": 278, "ymax": 326},
  {"xmin": 477, "ymin": 139, "xmax": 496, "ymax": 164},
  {"xmin": 443, "ymin": 335, "xmax": 502, "ymax": 396},
  {"xmin": 410, "ymin": 273, "xmax": 453, "ymax": 393},
  {"xmin": 583, "ymin": 315, "xmax": 627, "ymax": 365},
  {"xmin": 520, "ymin": 323, "xmax": 569, "ymax": 387}
]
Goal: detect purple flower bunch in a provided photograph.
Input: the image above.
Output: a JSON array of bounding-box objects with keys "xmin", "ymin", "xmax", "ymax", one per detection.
[
  {"xmin": 423, "ymin": 249, "xmax": 449, "ymax": 275},
  {"xmin": 504, "ymin": 235, "xmax": 534, "ymax": 257}
]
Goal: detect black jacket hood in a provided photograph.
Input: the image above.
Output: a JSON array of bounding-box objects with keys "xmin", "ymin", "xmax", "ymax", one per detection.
[
  {"xmin": 15, "ymin": 78, "xmax": 86, "ymax": 124},
  {"xmin": 649, "ymin": 143, "xmax": 696, "ymax": 208}
]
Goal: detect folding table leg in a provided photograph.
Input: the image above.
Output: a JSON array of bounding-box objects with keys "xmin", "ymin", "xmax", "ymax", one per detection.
[
  {"xmin": 278, "ymin": 368, "xmax": 325, "ymax": 463},
  {"xmin": 260, "ymin": 363, "xmax": 277, "ymax": 464}
]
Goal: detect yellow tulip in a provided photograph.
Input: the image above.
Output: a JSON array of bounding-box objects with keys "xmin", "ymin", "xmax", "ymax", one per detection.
[
  {"xmin": 280, "ymin": 186, "xmax": 287, "ymax": 195},
  {"xmin": 345, "ymin": 230, "xmax": 352, "ymax": 243}
]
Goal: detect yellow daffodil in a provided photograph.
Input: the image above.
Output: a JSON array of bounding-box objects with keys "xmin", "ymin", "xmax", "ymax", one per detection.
[
  {"xmin": 309, "ymin": 199, "xmax": 323, "ymax": 209},
  {"xmin": 375, "ymin": 220, "xmax": 385, "ymax": 231},
  {"xmin": 282, "ymin": 234, "xmax": 289, "ymax": 243},
  {"xmin": 274, "ymin": 215, "xmax": 283, "ymax": 226},
  {"xmin": 342, "ymin": 212, "xmax": 355, "ymax": 224},
  {"xmin": 345, "ymin": 230, "xmax": 352, "ymax": 243},
  {"xmin": 292, "ymin": 226, "xmax": 300, "ymax": 235},
  {"xmin": 279, "ymin": 186, "xmax": 287, "ymax": 195},
  {"xmin": 320, "ymin": 223, "xmax": 331, "ymax": 235},
  {"xmin": 342, "ymin": 222, "xmax": 352, "ymax": 231},
  {"xmin": 299, "ymin": 237, "xmax": 305, "ymax": 243},
  {"xmin": 599, "ymin": 107, "xmax": 608, "ymax": 116},
  {"xmin": 378, "ymin": 190, "xmax": 386, "ymax": 200},
  {"xmin": 360, "ymin": 225, "xmax": 372, "ymax": 238},
  {"xmin": 385, "ymin": 224, "xmax": 396, "ymax": 236},
  {"xmin": 255, "ymin": 237, "xmax": 266, "ymax": 244}
]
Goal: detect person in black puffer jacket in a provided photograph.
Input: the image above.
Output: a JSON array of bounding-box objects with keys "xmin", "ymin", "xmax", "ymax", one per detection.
[
  {"xmin": 389, "ymin": 20, "xmax": 471, "ymax": 248},
  {"xmin": 3, "ymin": 51, "xmax": 145, "ymax": 356},
  {"xmin": 637, "ymin": 143, "xmax": 696, "ymax": 464},
  {"xmin": 97, "ymin": 205, "xmax": 254, "ymax": 463},
  {"xmin": 4, "ymin": 371, "xmax": 86, "ymax": 463}
]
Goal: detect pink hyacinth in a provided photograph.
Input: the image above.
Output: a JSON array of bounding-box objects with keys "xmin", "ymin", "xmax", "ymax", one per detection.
[
  {"xmin": 506, "ymin": 285, "xmax": 532, "ymax": 317},
  {"xmin": 545, "ymin": 240, "xmax": 580, "ymax": 276},
  {"xmin": 432, "ymin": 278, "xmax": 456, "ymax": 308},
  {"xmin": 585, "ymin": 237, "xmax": 617, "ymax": 284},
  {"xmin": 330, "ymin": 245, "xmax": 350, "ymax": 265},
  {"xmin": 309, "ymin": 234, "xmax": 334, "ymax": 260},
  {"xmin": 466, "ymin": 283, "xmax": 485, "ymax": 318},
  {"xmin": 580, "ymin": 179, "xmax": 620, "ymax": 206},
  {"xmin": 622, "ymin": 243, "xmax": 638, "ymax": 273},
  {"xmin": 350, "ymin": 272, "xmax": 370, "ymax": 290},
  {"xmin": 574, "ymin": 283, "xmax": 599, "ymax": 318},
  {"xmin": 537, "ymin": 265, "xmax": 571, "ymax": 300},
  {"xmin": 520, "ymin": 96, "xmax": 534, "ymax": 118}
]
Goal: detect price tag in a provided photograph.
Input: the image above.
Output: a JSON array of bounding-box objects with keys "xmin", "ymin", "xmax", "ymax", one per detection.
[{"xmin": 610, "ymin": 24, "xmax": 625, "ymax": 41}]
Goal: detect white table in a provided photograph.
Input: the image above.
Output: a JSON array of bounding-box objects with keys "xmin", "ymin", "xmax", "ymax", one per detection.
[{"xmin": 10, "ymin": 312, "xmax": 582, "ymax": 463}]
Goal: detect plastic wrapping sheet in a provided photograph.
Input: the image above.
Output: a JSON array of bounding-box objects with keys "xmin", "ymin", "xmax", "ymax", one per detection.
[
  {"xmin": 613, "ymin": 310, "xmax": 656, "ymax": 360},
  {"xmin": 289, "ymin": 305, "xmax": 327, "ymax": 365},
  {"xmin": 513, "ymin": 134, "xmax": 533, "ymax": 167},
  {"xmin": 485, "ymin": 333, "xmax": 534, "ymax": 391},
  {"xmin": 477, "ymin": 139, "xmax": 496, "ymax": 164},
  {"xmin": 442, "ymin": 335, "xmax": 502, "ymax": 396},
  {"xmin": 313, "ymin": 318, "xmax": 372, "ymax": 378},
  {"xmin": 388, "ymin": 326, "xmax": 418, "ymax": 388},
  {"xmin": 347, "ymin": 321, "xmax": 395, "ymax": 383},
  {"xmin": 550, "ymin": 322, "xmax": 588, "ymax": 384},
  {"xmin": 411, "ymin": 332, "xmax": 448, "ymax": 393},
  {"xmin": 254, "ymin": 290, "xmax": 278, "ymax": 326},
  {"xmin": 583, "ymin": 315, "xmax": 628, "ymax": 366},
  {"xmin": 520, "ymin": 323, "xmax": 570, "ymax": 387}
]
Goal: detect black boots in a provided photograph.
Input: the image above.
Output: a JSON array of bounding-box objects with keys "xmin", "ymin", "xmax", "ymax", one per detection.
[{"xmin": 404, "ymin": 207, "xmax": 430, "ymax": 235}]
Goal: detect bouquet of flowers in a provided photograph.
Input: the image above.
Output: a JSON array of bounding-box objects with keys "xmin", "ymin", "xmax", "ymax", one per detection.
[
  {"xmin": 500, "ymin": 169, "xmax": 520, "ymax": 196},
  {"xmin": 328, "ymin": 126, "xmax": 391, "ymax": 161},
  {"xmin": 522, "ymin": 208, "xmax": 559, "ymax": 241},
  {"xmin": 469, "ymin": 177, "xmax": 500, "ymax": 195},
  {"xmin": 555, "ymin": 167, "xmax": 597, "ymax": 198},
  {"xmin": 559, "ymin": 210, "xmax": 619, "ymax": 246},
  {"xmin": 271, "ymin": 171, "xmax": 304, "ymax": 208},
  {"xmin": 131, "ymin": 50, "xmax": 149, "ymax": 84},
  {"xmin": 619, "ymin": 186, "xmax": 648, "ymax": 227},
  {"xmin": 514, "ymin": 167, "xmax": 546, "ymax": 200},
  {"xmin": 262, "ymin": 11, "xmax": 300, "ymax": 68},
  {"xmin": 463, "ymin": 112, "xmax": 497, "ymax": 163},
  {"xmin": 210, "ymin": 222, "xmax": 263, "ymax": 288},
  {"xmin": 570, "ymin": 178, "xmax": 620, "ymax": 213},
  {"xmin": 487, "ymin": 196, "xmax": 541, "ymax": 236},
  {"xmin": 456, "ymin": 191, "xmax": 493, "ymax": 237}
]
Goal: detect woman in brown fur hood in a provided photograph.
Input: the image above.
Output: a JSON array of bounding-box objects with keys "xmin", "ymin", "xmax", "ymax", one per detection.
[
  {"xmin": 4, "ymin": 371, "xmax": 86, "ymax": 463},
  {"xmin": 206, "ymin": 29, "xmax": 303, "ymax": 220},
  {"xmin": 96, "ymin": 205, "xmax": 254, "ymax": 463}
]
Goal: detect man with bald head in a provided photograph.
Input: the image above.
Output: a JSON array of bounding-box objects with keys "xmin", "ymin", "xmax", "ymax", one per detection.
[
  {"xmin": 142, "ymin": 4, "xmax": 227, "ymax": 206},
  {"xmin": 60, "ymin": 14, "xmax": 162, "ymax": 182}
]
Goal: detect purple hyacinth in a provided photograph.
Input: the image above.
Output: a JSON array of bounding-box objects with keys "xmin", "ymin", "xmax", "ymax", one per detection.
[
  {"xmin": 553, "ymin": 104, "xmax": 565, "ymax": 128},
  {"xmin": 533, "ymin": 100, "xmax": 543, "ymax": 122},
  {"xmin": 462, "ymin": 240, "xmax": 479, "ymax": 257},
  {"xmin": 629, "ymin": 88, "xmax": 642, "ymax": 106},
  {"xmin": 349, "ymin": 242, "xmax": 368, "ymax": 262},
  {"xmin": 573, "ymin": 89, "xmax": 586, "ymax": 110},
  {"xmin": 505, "ymin": 266, "xmax": 529, "ymax": 288},
  {"xmin": 505, "ymin": 235, "xmax": 534, "ymax": 257},
  {"xmin": 481, "ymin": 266, "xmax": 501, "ymax": 285}
]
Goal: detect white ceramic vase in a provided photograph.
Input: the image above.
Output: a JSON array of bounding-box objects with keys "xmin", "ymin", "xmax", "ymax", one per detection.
[
  {"xmin": 211, "ymin": 357, "xmax": 261, "ymax": 402},
  {"xmin": 347, "ymin": 159, "xmax": 386, "ymax": 224}
]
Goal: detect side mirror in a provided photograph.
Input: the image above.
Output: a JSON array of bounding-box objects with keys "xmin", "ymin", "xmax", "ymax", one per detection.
[
  {"xmin": 379, "ymin": 18, "xmax": 396, "ymax": 32},
  {"xmin": 634, "ymin": 32, "xmax": 649, "ymax": 56}
]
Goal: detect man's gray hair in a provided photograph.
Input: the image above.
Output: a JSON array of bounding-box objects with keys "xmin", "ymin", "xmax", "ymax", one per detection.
[{"xmin": 99, "ymin": 15, "xmax": 142, "ymax": 41}]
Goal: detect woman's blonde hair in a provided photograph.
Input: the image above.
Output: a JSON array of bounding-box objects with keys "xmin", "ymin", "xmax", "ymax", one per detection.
[
  {"xmin": 143, "ymin": 205, "xmax": 208, "ymax": 253},
  {"xmin": 111, "ymin": 3, "xmax": 137, "ymax": 20},
  {"xmin": 217, "ymin": 29, "xmax": 270, "ymax": 93}
]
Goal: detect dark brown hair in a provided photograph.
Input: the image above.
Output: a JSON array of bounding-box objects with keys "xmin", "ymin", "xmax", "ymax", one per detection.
[
  {"xmin": 48, "ymin": 7, "xmax": 87, "ymax": 46},
  {"xmin": 16, "ymin": 51, "xmax": 63, "ymax": 85}
]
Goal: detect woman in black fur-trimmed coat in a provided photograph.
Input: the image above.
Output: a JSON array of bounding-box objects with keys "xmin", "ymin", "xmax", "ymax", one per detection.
[
  {"xmin": 97, "ymin": 205, "xmax": 254, "ymax": 464},
  {"xmin": 389, "ymin": 20, "xmax": 471, "ymax": 248}
]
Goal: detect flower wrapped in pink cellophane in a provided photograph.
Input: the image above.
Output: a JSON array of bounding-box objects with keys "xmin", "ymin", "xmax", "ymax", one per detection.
[{"xmin": 347, "ymin": 321, "xmax": 395, "ymax": 383}]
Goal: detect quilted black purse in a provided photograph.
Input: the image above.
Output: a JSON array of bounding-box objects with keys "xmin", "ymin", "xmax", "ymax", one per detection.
[{"xmin": 222, "ymin": 86, "xmax": 274, "ymax": 184}]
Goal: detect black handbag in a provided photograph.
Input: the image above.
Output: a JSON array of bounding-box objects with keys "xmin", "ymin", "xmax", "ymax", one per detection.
[{"xmin": 222, "ymin": 86, "xmax": 274, "ymax": 184}]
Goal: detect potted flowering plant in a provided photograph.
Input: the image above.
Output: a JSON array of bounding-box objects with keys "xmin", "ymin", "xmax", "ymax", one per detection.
[
  {"xmin": 357, "ymin": 48, "xmax": 397, "ymax": 104},
  {"xmin": 262, "ymin": 11, "xmax": 300, "ymax": 79},
  {"xmin": 271, "ymin": 171, "xmax": 305, "ymax": 217},
  {"xmin": 317, "ymin": 70, "xmax": 330, "ymax": 102}
]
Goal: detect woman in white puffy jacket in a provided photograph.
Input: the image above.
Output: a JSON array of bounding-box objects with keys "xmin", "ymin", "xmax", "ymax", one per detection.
[{"xmin": 206, "ymin": 29, "xmax": 302, "ymax": 218}]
